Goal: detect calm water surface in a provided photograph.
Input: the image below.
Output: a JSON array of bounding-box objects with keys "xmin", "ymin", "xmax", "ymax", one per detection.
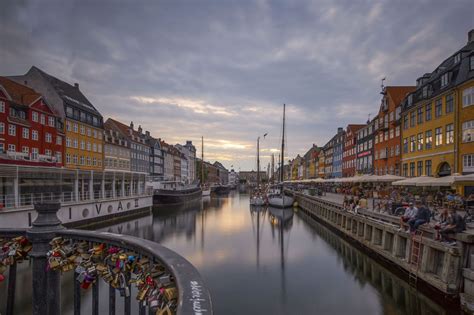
[{"xmin": 0, "ymin": 191, "xmax": 457, "ymax": 314}]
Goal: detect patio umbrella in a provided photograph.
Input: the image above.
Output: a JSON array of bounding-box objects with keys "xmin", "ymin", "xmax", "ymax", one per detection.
[
  {"xmin": 454, "ymin": 174, "xmax": 474, "ymax": 183},
  {"xmin": 376, "ymin": 174, "xmax": 406, "ymax": 183},
  {"xmin": 424, "ymin": 173, "xmax": 461, "ymax": 187},
  {"xmin": 392, "ymin": 176, "xmax": 433, "ymax": 186}
]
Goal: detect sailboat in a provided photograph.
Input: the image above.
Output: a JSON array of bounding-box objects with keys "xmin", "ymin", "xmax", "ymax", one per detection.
[
  {"xmin": 250, "ymin": 134, "xmax": 266, "ymax": 206},
  {"xmin": 201, "ymin": 137, "xmax": 211, "ymax": 197},
  {"xmin": 268, "ymin": 104, "xmax": 295, "ymax": 208}
]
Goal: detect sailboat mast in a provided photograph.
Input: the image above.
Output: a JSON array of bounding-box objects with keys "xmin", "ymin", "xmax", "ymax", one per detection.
[
  {"xmin": 280, "ymin": 104, "xmax": 286, "ymax": 183},
  {"xmin": 257, "ymin": 137, "xmax": 260, "ymax": 190},
  {"xmin": 201, "ymin": 136, "xmax": 204, "ymax": 184},
  {"xmin": 271, "ymin": 153, "xmax": 275, "ymax": 183}
]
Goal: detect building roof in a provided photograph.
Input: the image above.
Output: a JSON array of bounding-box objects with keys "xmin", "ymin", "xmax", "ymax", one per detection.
[
  {"xmin": 0, "ymin": 76, "xmax": 42, "ymax": 107},
  {"xmin": 106, "ymin": 118, "xmax": 144, "ymax": 143},
  {"xmin": 385, "ymin": 86, "xmax": 416, "ymax": 107}
]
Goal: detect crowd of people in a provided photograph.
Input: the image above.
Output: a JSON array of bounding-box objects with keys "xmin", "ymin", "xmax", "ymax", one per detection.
[{"xmin": 295, "ymin": 183, "xmax": 474, "ymax": 246}]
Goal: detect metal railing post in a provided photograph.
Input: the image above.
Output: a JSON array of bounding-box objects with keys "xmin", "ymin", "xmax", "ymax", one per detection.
[{"xmin": 26, "ymin": 201, "xmax": 65, "ymax": 315}]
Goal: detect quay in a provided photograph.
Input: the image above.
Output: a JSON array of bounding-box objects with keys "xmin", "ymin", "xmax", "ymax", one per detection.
[{"xmin": 289, "ymin": 189, "xmax": 474, "ymax": 313}]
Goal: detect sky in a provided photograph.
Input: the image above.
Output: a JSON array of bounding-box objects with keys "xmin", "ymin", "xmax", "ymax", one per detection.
[{"xmin": 1, "ymin": 0, "xmax": 473, "ymax": 171}]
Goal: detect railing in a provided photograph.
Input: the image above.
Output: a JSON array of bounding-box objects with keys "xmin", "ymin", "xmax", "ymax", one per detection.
[
  {"xmin": 0, "ymin": 202, "xmax": 212, "ymax": 315},
  {"xmin": 0, "ymin": 189, "xmax": 153, "ymax": 210}
]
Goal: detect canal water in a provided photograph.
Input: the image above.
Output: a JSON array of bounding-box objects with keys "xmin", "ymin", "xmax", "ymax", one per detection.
[{"xmin": 0, "ymin": 191, "xmax": 459, "ymax": 314}]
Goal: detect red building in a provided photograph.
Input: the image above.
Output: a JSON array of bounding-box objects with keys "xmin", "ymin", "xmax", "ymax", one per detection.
[
  {"xmin": 374, "ymin": 86, "xmax": 415, "ymax": 175},
  {"xmin": 0, "ymin": 77, "xmax": 64, "ymax": 167},
  {"xmin": 342, "ymin": 124, "xmax": 365, "ymax": 177}
]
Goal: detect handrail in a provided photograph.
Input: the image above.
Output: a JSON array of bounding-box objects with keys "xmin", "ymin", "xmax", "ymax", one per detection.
[{"xmin": 58, "ymin": 229, "xmax": 213, "ymax": 315}]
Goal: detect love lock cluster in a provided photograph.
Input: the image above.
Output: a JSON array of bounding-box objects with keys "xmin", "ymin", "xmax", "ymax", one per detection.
[
  {"xmin": 0, "ymin": 236, "xmax": 32, "ymax": 282},
  {"xmin": 47, "ymin": 237, "xmax": 177, "ymax": 315}
]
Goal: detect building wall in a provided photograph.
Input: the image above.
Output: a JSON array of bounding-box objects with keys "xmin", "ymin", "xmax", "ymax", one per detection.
[
  {"xmin": 401, "ymin": 90, "xmax": 455, "ymax": 177},
  {"xmin": 65, "ymin": 119, "xmax": 103, "ymax": 170},
  {"xmin": 104, "ymin": 142, "xmax": 130, "ymax": 171},
  {"xmin": 458, "ymin": 79, "xmax": 474, "ymax": 175}
]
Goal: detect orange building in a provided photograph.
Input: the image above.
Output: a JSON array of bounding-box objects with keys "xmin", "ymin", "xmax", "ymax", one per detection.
[{"xmin": 374, "ymin": 86, "xmax": 415, "ymax": 175}]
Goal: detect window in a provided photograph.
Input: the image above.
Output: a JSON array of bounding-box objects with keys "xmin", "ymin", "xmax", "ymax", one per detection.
[
  {"xmin": 410, "ymin": 136, "xmax": 416, "ymax": 152},
  {"xmin": 463, "ymin": 120, "xmax": 474, "ymax": 142},
  {"xmin": 80, "ymin": 125, "xmax": 85, "ymax": 135},
  {"xmin": 48, "ymin": 116, "xmax": 55, "ymax": 127},
  {"xmin": 0, "ymin": 100, "xmax": 4, "ymax": 113},
  {"xmin": 403, "ymin": 114, "xmax": 409, "ymax": 130},
  {"xmin": 45, "ymin": 149, "xmax": 51, "ymax": 156},
  {"xmin": 87, "ymin": 157, "xmax": 91, "ymax": 166},
  {"xmin": 441, "ymin": 73, "xmax": 449, "ymax": 87},
  {"xmin": 425, "ymin": 103, "xmax": 432, "ymax": 121},
  {"xmin": 8, "ymin": 144, "xmax": 15, "ymax": 152},
  {"xmin": 93, "ymin": 130, "xmax": 97, "ymax": 138},
  {"xmin": 446, "ymin": 94, "xmax": 454, "ymax": 113},
  {"xmin": 31, "ymin": 148, "xmax": 38, "ymax": 160},
  {"xmin": 425, "ymin": 130, "xmax": 432, "ymax": 149},
  {"xmin": 389, "ymin": 128, "xmax": 394, "ymax": 139},
  {"xmin": 425, "ymin": 160, "xmax": 432, "ymax": 176},
  {"xmin": 463, "ymin": 87, "xmax": 474, "ymax": 107},
  {"xmin": 40, "ymin": 114, "xmax": 45, "ymax": 125},
  {"xmin": 417, "ymin": 107, "xmax": 423, "ymax": 124},
  {"xmin": 98, "ymin": 144, "xmax": 102, "ymax": 153},
  {"xmin": 32, "ymin": 130, "xmax": 38, "ymax": 140},
  {"xmin": 0, "ymin": 122, "xmax": 3, "ymax": 134},
  {"xmin": 410, "ymin": 111, "xmax": 416, "ymax": 127},
  {"xmin": 73, "ymin": 139, "xmax": 78, "ymax": 148},
  {"xmin": 464, "ymin": 154, "xmax": 474, "ymax": 172},
  {"xmin": 80, "ymin": 140, "xmax": 85, "ymax": 150},
  {"xmin": 87, "ymin": 142, "xmax": 91, "ymax": 151},
  {"xmin": 410, "ymin": 162, "xmax": 415, "ymax": 177},
  {"xmin": 93, "ymin": 143, "xmax": 97, "ymax": 152},
  {"xmin": 45, "ymin": 133, "xmax": 52, "ymax": 143},
  {"xmin": 66, "ymin": 137, "xmax": 71, "ymax": 147},
  {"xmin": 87, "ymin": 128, "xmax": 91, "ymax": 137},
  {"xmin": 446, "ymin": 124, "xmax": 454, "ymax": 144},
  {"xmin": 22, "ymin": 128, "xmax": 29, "ymax": 139},
  {"xmin": 73, "ymin": 123, "xmax": 78, "ymax": 133},
  {"xmin": 454, "ymin": 53, "xmax": 461, "ymax": 64},
  {"xmin": 435, "ymin": 127, "xmax": 443, "ymax": 146},
  {"xmin": 395, "ymin": 126, "xmax": 400, "ymax": 137},
  {"xmin": 435, "ymin": 99, "xmax": 442, "ymax": 117},
  {"xmin": 56, "ymin": 136, "xmax": 62, "ymax": 145},
  {"xmin": 8, "ymin": 124, "xmax": 16, "ymax": 136},
  {"xmin": 56, "ymin": 152, "xmax": 62, "ymax": 163},
  {"xmin": 22, "ymin": 146, "xmax": 29, "ymax": 154},
  {"xmin": 80, "ymin": 156, "xmax": 85, "ymax": 165},
  {"xmin": 403, "ymin": 163, "xmax": 408, "ymax": 177},
  {"xmin": 66, "ymin": 154, "xmax": 71, "ymax": 164},
  {"xmin": 66, "ymin": 106, "xmax": 73, "ymax": 117},
  {"xmin": 395, "ymin": 144, "xmax": 400, "ymax": 156},
  {"xmin": 384, "ymin": 131, "xmax": 388, "ymax": 141},
  {"xmin": 417, "ymin": 161, "xmax": 423, "ymax": 176},
  {"xmin": 73, "ymin": 155, "xmax": 78, "ymax": 164},
  {"xmin": 417, "ymin": 133, "xmax": 424, "ymax": 151},
  {"xmin": 32, "ymin": 111, "xmax": 38, "ymax": 122}
]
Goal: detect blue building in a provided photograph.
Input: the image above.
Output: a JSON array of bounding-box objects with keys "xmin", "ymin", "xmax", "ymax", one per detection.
[{"xmin": 331, "ymin": 127, "xmax": 345, "ymax": 178}]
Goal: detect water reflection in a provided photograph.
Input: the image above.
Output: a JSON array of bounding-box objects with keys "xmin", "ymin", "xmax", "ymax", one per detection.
[{"xmin": 1, "ymin": 192, "xmax": 459, "ymax": 315}]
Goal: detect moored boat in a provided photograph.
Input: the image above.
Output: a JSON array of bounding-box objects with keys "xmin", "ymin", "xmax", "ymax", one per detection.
[
  {"xmin": 150, "ymin": 181, "xmax": 202, "ymax": 205},
  {"xmin": 213, "ymin": 185, "xmax": 232, "ymax": 195}
]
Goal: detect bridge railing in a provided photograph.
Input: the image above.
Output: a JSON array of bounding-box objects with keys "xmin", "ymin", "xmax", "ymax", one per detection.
[{"xmin": 0, "ymin": 201, "xmax": 212, "ymax": 315}]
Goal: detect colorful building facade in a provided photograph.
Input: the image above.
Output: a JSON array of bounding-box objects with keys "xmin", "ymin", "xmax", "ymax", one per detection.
[
  {"xmin": 374, "ymin": 86, "xmax": 415, "ymax": 176},
  {"xmin": 342, "ymin": 124, "xmax": 365, "ymax": 177}
]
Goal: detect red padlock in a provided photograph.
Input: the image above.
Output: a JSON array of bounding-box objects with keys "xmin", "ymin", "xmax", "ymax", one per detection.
[{"xmin": 0, "ymin": 274, "xmax": 5, "ymax": 282}]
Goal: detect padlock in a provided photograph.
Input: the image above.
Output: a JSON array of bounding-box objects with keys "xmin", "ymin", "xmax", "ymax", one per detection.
[
  {"xmin": 164, "ymin": 287, "xmax": 177, "ymax": 301},
  {"xmin": 75, "ymin": 265, "xmax": 86, "ymax": 274},
  {"xmin": 157, "ymin": 305, "xmax": 172, "ymax": 315},
  {"xmin": 76, "ymin": 271, "xmax": 87, "ymax": 283},
  {"xmin": 136, "ymin": 284, "xmax": 150, "ymax": 301},
  {"xmin": 158, "ymin": 274, "xmax": 173, "ymax": 287}
]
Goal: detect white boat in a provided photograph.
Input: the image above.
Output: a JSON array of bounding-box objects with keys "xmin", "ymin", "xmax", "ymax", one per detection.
[
  {"xmin": 268, "ymin": 104, "xmax": 294, "ymax": 208},
  {"xmin": 250, "ymin": 195, "xmax": 265, "ymax": 206}
]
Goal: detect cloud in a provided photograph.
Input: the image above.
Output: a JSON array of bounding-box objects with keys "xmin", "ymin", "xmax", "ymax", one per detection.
[{"xmin": 1, "ymin": 0, "xmax": 473, "ymax": 170}]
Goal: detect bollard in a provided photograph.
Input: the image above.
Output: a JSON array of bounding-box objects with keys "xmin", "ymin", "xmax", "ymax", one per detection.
[{"xmin": 26, "ymin": 201, "xmax": 64, "ymax": 315}]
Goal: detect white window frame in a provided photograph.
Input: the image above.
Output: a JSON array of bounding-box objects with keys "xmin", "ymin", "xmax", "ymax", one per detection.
[
  {"xmin": 463, "ymin": 87, "xmax": 474, "ymax": 107},
  {"xmin": 48, "ymin": 116, "xmax": 55, "ymax": 127},
  {"xmin": 45, "ymin": 133, "xmax": 52, "ymax": 143},
  {"xmin": 22, "ymin": 127, "xmax": 29, "ymax": 139},
  {"xmin": 40, "ymin": 114, "xmax": 45, "ymax": 125},
  {"xmin": 464, "ymin": 154, "xmax": 474, "ymax": 172},
  {"xmin": 31, "ymin": 148, "xmax": 38, "ymax": 160},
  {"xmin": 8, "ymin": 144, "xmax": 16, "ymax": 152},
  {"xmin": 32, "ymin": 111, "xmax": 38, "ymax": 122},
  {"xmin": 32, "ymin": 130, "xmax": 38, "ymax": 141},
  {"xmin": 463, "ymin": 120, "xmax": 474, "ymax": 143},
  {"xmin": 8, "ymin": 124, "xmax": 16, "ymax": 136},
  {"xmin": 0, "ymin": 122, "xmax": 4, "ymax": 134}
]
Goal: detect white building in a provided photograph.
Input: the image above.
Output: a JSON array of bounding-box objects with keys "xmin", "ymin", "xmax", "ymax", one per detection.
[
  {"xmin": 176, "ymin": 141, "xmax": 196, "ymax": 183},
  {"xmin": 161, "ymin": 141, "xmax": 175, "ymax": 181},
  {"xmin": 228, "ymin": 169, "xmax": 239, "ymax": 186}
]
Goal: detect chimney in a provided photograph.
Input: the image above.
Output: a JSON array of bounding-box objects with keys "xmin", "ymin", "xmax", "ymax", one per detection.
[
  {"xmin": 138, "ymin": 125, "xmax": 142, "ymax": 134},
  {"xmin": 130, "ymin": 121, "xmax": 134, "ymax": 130},
  {"xmin": 74, "ymin": 83, "xmax": 79, "ymax": 89},
  {"xmin": 24, "ymin": 80, "xmax": 28, "ymax": 85},
  {"xmin": 145, "ymin": 131, "xmax": 150, "ymax": 137},
  {"xmin": 469, "ymin": 29, "xmax": 474, "ymax": 44},
  {"xmin": 337, "ymin": 127, "xmax": 343, "ymax": 133}
]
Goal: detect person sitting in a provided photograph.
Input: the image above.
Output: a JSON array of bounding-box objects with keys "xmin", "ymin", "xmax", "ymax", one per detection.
[
  {"xmin": 398, "ymin": 202, "xmax": 417, "ymax": 232},
  {"xmin": 408, "ymin": 201, "xmax": 430, "ymax": 234},
  {"xmin": 434, "ymin": 208, "xmax": 449, "ymax": 240},
  {"xmin": 440, "ymin": 208, "xmax": 465, "ymax": 246}
]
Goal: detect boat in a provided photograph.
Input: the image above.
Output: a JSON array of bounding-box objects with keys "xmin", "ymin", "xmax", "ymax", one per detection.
[
  {"xmin": 250, "ymin": 133, "xmax": 267, "ymax": 206},
  {"xmin": 268, "ymin": 103, "xmax": 294, "ymax": 208},
  {"xmin": 150, "ymin": 181, "xmax": 202, "ymax": 205},
  {"xmin": 213, "ymin": 184, "xmax": 232, "ymax": 195},
  {"xmin": 200, "ymin": 136, "xmax": 211, "ymax": 197}
]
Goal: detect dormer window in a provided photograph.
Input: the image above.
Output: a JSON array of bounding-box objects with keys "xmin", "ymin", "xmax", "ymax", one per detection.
[
  {"xmin": 408, "ymin": 94, "xmax": 413, "ymax": 106},
  {"xmin": 422, "ymin": 86, "xmax": 428, "ymax": 98},
  {"xmin": 441, "ymin": 73, "xmax": 450, "ymax": 87},
  {"xmin": 454, "ymin": 53, "xmax": 461, "ymax": 64}
]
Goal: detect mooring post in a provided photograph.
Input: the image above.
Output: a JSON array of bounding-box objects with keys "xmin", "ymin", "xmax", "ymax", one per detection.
[{"xmin": 26, "ymin": 201, "xmax": 64, "ymax": 315}]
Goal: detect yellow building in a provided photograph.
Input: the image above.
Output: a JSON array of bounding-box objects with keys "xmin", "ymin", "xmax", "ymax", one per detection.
[
  {"xmin": 401, "ymin": 30, "xmax": 474, "ymax": 181},
  {"xmin": 64, "ymin": 119, "xmax": 104, "ymax": 170}
]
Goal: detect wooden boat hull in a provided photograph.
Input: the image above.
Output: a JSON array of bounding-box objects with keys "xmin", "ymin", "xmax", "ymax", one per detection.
[{"xmin": 153, "ymin": 187, "xmax": 202, "ymax": 205}]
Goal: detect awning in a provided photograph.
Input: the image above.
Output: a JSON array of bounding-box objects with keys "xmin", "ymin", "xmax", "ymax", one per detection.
[
  {"xmin": 392, "ymin": 176, "xmax": 433, "ymax": 186},
  {"xmin": 375, "ymin": 174, "xmax": 406, "ymax": 183},
  {"xmin": 454, "ymin": 174, "xmax": 474, "ymax": 184}
]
